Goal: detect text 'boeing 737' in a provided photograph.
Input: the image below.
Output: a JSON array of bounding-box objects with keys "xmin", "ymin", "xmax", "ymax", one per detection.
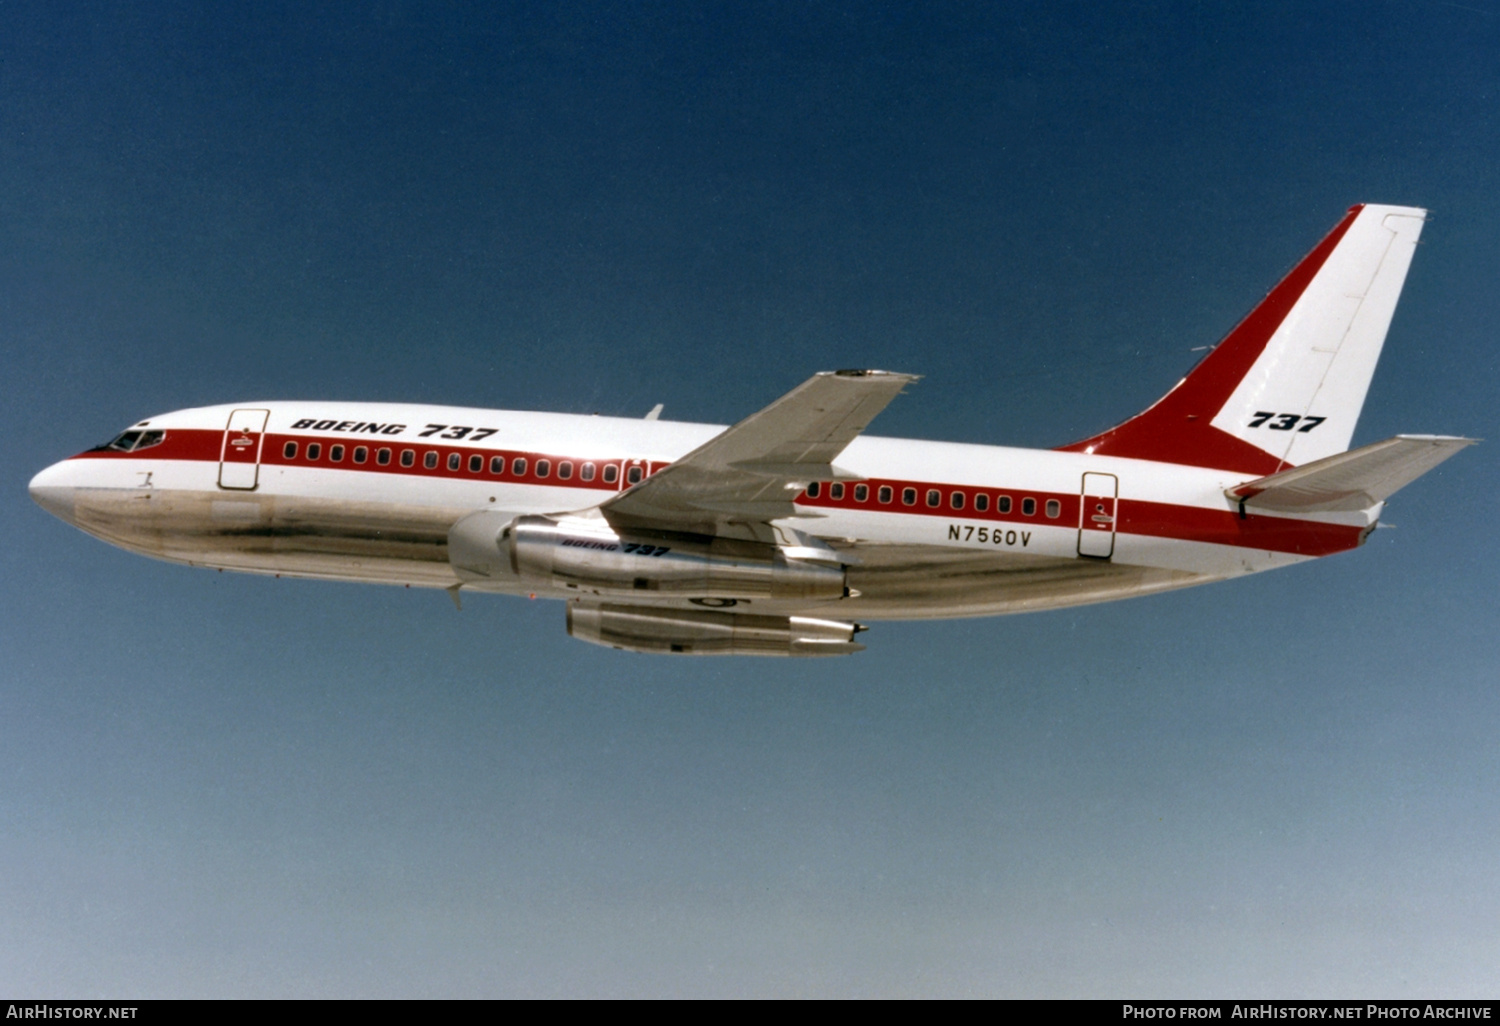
[{"xmin": 30, "ymin": 204, "xmax": 1475, "ymax": 655}]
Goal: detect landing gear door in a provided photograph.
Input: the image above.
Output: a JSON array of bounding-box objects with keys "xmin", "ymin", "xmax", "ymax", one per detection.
[
  {"xmin": 219, "ymin": 409, "xmax": 270, "ymax": 490},
  {"xmin": 1078, "ymin": 472, "xmax": 1118, "ymax": 559}
]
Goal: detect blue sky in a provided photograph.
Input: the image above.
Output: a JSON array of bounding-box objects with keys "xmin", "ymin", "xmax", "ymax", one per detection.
[{"xmin": 3, "ymin": 1, "xmax": 1497, "ymax": 996}]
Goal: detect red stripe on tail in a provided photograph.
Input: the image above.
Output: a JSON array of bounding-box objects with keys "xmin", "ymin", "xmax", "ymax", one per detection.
[{"xmin": 1057, "ymin": 205, "xmax": 1364, "ymax": 474}]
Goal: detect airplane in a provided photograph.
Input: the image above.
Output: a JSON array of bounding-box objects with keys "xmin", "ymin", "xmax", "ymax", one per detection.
[{"xmin": 28, "ymin": 203, "xmax": 1476, "ymax": 656}]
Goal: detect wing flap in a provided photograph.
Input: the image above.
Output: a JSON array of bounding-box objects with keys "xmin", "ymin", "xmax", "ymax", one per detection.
[
  {"xmin": 1228, "ymin": 434, "xmax": 1477, "ymax": 512},
  {"xmin": 602, "ymin": 369, "xmax": 917, "ymax": 533}
]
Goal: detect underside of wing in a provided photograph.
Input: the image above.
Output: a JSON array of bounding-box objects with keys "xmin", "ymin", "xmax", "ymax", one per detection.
[
  {"xmin": 1227, "ymin": 434, "xmax": 1477, "ymax": 513},
  {"xmin": 600, "ymin": 369, "xmax": 918, "ymax": 536}
]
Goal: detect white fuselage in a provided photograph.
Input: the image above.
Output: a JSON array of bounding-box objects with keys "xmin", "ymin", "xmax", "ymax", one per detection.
[{"xmin": 28, "ymin": 401, "xmax": 1375, "ymax": 621}]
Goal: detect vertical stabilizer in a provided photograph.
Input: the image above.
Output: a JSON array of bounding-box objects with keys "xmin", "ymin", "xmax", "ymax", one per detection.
[{"xmin": 1060, "ymin": 205, "xmax": 1427, "ymax": 474}]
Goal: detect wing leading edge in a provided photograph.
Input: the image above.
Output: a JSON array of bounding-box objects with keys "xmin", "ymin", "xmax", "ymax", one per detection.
[{"xmin": 600, "ymin": 369, "xmax": 918, "ymax": 536}]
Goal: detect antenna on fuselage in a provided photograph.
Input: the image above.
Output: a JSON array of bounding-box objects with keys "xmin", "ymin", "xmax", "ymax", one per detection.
[{"xmin": 644, "ymin": 404, "xmax": 663, "ymax": 421}]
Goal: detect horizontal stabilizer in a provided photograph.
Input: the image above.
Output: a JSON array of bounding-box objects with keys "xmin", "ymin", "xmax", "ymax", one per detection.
[{"xmin": 1227, "ymin": 435, "xmax": 1477, "ymax": 512}]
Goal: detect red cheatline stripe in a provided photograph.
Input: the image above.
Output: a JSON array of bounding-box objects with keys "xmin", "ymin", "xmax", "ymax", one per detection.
[
  {"xmin": 797, "ymin": 486, "xmax": 1363, "ymax": 558},
  {"xmin": 1057, "ymin": 205, "xmax": 1365, "ymax": 475},
  {"xmin": 73, "ymin": 428, "xmax": 1365, "ymax": 557},
  {"xmin": 76, "ymin": 430, "xmax": 642, "ymax": 492},
  {"xmin": 1116, "ymin": 499, "xmax": 1362, "ymax": 557}
]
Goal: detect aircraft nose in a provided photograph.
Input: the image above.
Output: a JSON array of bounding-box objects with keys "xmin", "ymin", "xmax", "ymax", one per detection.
[{"xmin": 29, "ymin": 461, "xmax": 78, "ymax": 525}]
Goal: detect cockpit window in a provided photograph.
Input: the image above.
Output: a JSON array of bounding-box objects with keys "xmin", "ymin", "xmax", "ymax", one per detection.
[{"xmin": 95, "ymin": 430, "xmax": 166, "ymax": 453}]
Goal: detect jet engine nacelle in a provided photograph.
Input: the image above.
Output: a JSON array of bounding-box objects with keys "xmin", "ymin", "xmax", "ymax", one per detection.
[
  {"xmin": 448, "ymin": 511, "xmax": 847, "ymax": 601},
  {"xmin": 568, "ymin": 603, "xmax": 865, "ymax": 656}
]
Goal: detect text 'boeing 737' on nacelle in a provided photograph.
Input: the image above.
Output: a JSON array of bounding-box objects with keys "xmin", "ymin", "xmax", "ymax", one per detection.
[{"xmin": 29, "ymin": 205, "xmax": 1476, "ymax": 655}]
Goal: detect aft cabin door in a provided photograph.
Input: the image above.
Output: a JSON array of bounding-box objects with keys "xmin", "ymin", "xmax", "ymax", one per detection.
[
  {"xmin": 218, "ymin": 409, "xmax": 270, "ymax": 490},
  {"xmin": 1078, "ymin": 472, "xmax": 1118, "ymax": 559}
]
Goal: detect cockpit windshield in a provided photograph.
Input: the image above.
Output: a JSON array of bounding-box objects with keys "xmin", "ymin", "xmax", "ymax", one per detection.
[{"xmin": 92, "ymin": 430, "xmax": 166, "ymax": 453}]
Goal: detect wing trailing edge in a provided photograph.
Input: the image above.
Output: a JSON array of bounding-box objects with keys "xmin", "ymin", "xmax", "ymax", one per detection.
[{"xmin": 601, "ymin": 369, "xmax": 918, "ymax": 534}]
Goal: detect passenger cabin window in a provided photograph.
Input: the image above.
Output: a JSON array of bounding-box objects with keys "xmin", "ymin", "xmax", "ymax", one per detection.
[
  {"xmin": 330, "ymin": 445, "xmax": 345, "ymax": 462},
  {"xmin": 951, "ymin": 491, "xmax": 965, "ymax": 510},
  {"xmin": 878, "ymin": 485, "xmax": 893, "ymax": 504},
  {"xmin": 536, "ymin": 459, "xmax": 550, "ymax": 478},
  {"xmin": 627, "ymin": 466, "xmax": 643, "ymax": 485},
  {"xmin": 558, "ymin": 462, "xmax": 573, "ymax": 480},
  {"xmin": 603, "ymin": 464, "xmax": 619, "ymax": 484},
  {"xmin": 307, "ymin": 443, "xmax": 322, "ymax": 460},
  {"xmin": 469, "ymin": 454, "xmax": 482, "ymax": 472},
  {"xmin": 424, "ymin": 451, "xmax": 438, "ymax": 469},
  {"xmin": 283, "ymin": 441, "xmax": 298, "ymax": 459},
  {"xmin": 1046, "ymin": 499, "xmax": 1061, "ymax": 518},
  {"xmin": 401, "ymin": 450, "xmax": 415, "ymax": 467},
  {"xmin": 998, "ymin": 495, "xmax": 1012, "ymax": 514},
  {"xmin": 902, "ymin": 487, "xmax": 917, "ymax": 506},
  {"xmin": 512, "ymin": 457, "xmax": 527, "ymax": 476},
  {"xmin": 926, "ymin": 489, "xmax": 940, "ymax": 507},
  {"xmin": 490, "ymin": 456, "xmax": 504, "ymax": 474},
  {"xmin": 581, "ymin": 462, "xmax": 596, "ymax": 482},
  {"xmin": 854, "ymin": 484, "xmax": 868, "ymax": 502},
  {"xmin": 447, "ymin": 453, "xmax": 461, "ymax": 471},
  {"xmin": 354, "ymin": 446, "xmax": 368, "ymax": 464},
  {"xmin": 830, "ymin": 483, "xmax": 845, "ymax": 500},
  {"xmin": 974, "ymin": 493, "xmax": 989, "ymax": 512},
  {"xmin": 377, "ymin": 448, "xmax": 391, "ymax": 465},
  {"xmin": 1022, "ymin": 497, "xmax": 1037, "ymax": 516},
  {"xmin": 806, "ymin": 482, "xmax": 821, "ymax": 498}
]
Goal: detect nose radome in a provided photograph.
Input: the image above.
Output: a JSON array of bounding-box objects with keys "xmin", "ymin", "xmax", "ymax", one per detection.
[{"xmin": 29, "ymin": 462, "xmax": 77, "ymax": 525}]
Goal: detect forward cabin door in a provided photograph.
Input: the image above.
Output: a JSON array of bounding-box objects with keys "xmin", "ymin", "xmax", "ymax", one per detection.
[
  {"xmin": 218, "ymin": 409, "xmax": 270, "ymax": 490},
  {"xmin": 1078, "ymin": 472, "xmax": 1118, "ymax": 559}
]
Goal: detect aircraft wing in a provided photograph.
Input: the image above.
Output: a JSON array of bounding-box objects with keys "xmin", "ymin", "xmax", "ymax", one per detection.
[
  {"xmin": 1226, "ymin": 434, "xmax": 1477, "ymax": 513},
  {"xmin": 600, "ymin": 369, "xmax": 918, "ymax": 536}
]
